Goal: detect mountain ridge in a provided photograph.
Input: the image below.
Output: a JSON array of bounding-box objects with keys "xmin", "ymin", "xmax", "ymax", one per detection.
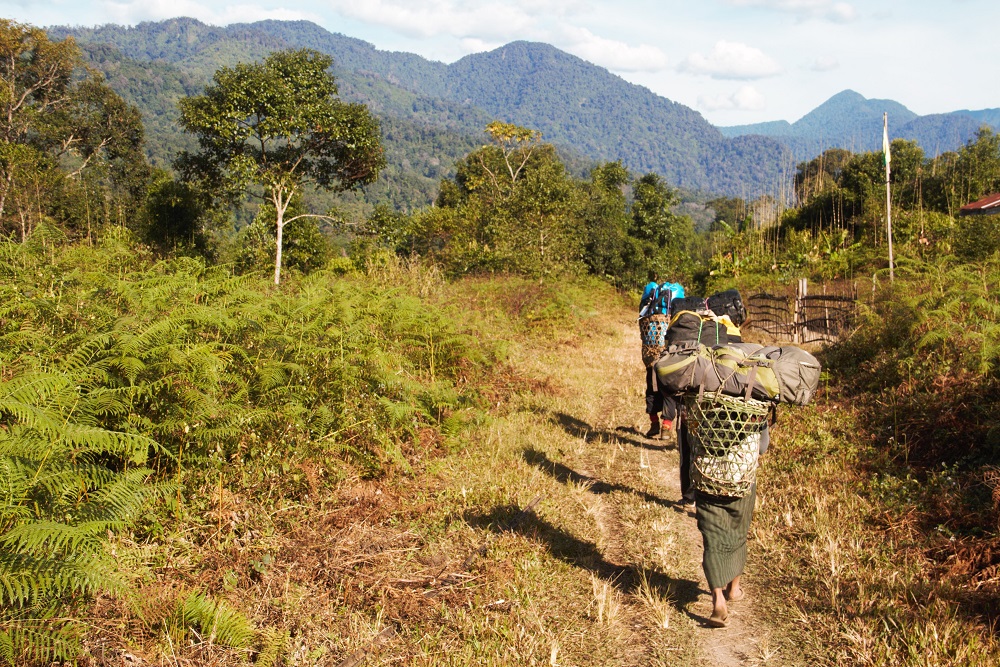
[
  {"xmin": 49, "ymin": 18, "xmax": 792, "ymax": 199},
  {"xmin": 720, "ymin": 89, "xmax": 1000, "ymax": 161},
  {"xmin": 50, "ymin": 18, "xmax": 995, "ymax": 199}
]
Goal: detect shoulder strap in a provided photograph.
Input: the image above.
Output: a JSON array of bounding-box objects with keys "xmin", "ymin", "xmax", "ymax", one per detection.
[{"xmin": 744, "ymin": 363, "xmax": 757, "ymax": 401}]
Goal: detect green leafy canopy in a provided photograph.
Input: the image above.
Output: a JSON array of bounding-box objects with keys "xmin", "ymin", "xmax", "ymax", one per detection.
[{"xmin": 177, "ymin": 48, "xmax": 386, "ymax": 283}]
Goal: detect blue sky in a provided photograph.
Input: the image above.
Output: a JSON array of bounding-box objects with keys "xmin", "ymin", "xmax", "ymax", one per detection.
[{"xmin": 1, "ymin": 0, "xmax": 994, "ymax": 126}]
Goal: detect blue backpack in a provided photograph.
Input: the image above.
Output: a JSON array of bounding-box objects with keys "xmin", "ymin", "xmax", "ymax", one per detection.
[{"xmin": 639, "ymin": 281, "xmax": 685, "ymax": 317}]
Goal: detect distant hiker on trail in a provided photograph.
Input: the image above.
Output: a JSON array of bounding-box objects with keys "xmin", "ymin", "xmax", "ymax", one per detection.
[{"xmin": 638, "ymin": 281, "xmax": 684, "ymax": 438}]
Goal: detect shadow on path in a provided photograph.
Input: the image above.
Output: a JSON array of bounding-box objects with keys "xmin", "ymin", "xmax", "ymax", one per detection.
[
  {"xmin": 465, "ymin": 502, "xmax": 703, "ymax": 613},
  {"xmin": 523, "ymin": 447, "xmax": 686, "ymax": 509},
  {"xmin": 552, "ymin": 412, "xmax": 674, "ymax": 452}
]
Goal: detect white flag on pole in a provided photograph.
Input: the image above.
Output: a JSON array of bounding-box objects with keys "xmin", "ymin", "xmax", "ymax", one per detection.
[{"xmin": 883, "ymin": 114, "xmax": 891, "ymax": 167}]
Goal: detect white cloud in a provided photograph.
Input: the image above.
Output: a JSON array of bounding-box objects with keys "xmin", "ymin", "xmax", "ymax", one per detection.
[
  {"xmin": 102, "ymin": 1, "xmax": 313, "ymax": 25},
  {"xmin": 325, "ymin": 0, "xmax": 536, "ymax": 40},
  {"xmin": 811, "ymin": 55, "xmax": 839, "ymax": 71},
  {"xmin": 828, "ymin": 2, "xmax": 857, "ymax": 22},
  {"xmin": 727, "ymin": 0, "xmax": 858, "ymax": 22},
  {"xmin": 560, "ymin": 26, "xmax": 668, "ymax": 72},
  {"xmin": 459, "ymin": 37, "xmax": 503, "ymax": 53},
  {"xmin": 679, "ymin": 41, "xmax": 780, "ymax": 80},
  {"xmin": 698, "ymin": 85, "xmax": 767, "ymax": 111},
  {"xmin": 323, "ymin": 1, "xmax": 667, "ymax": 72}
]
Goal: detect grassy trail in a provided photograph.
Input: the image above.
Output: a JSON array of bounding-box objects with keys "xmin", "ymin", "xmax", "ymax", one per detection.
[
  {"xmin": 325, "ymin": 298, "xmax": 784, "ymax": 665},
  {"xmin": 74, "ymin": 281, "xmax": 820, "ymax": 666}
]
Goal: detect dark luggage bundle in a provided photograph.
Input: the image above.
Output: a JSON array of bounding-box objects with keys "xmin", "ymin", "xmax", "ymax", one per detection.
[
  {"xmin": 670, "ymin": 296, "xmax": 708, "ymax": 315},
  {"xmin": 706, "ymin": 289, "xmax": 748, "ymax": 326},
  {"xmin": 654, "ymin": 342, "xmax": 821, "ymax": 405},
  {"xmin": 666, "ymin": 310, "xmax": 729, "ymax": 348}
]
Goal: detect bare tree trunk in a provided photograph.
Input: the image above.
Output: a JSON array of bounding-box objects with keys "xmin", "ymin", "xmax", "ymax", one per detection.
[
  {"xmin": 274, "ymin": 189, "xmax": 286, "ymax": 285},
  {"xmin": 0, "ymin": 170, "xmax": 13, "ymax": 224},
  {"xmin": 274, "ymin": 218, "xmax": 284, "ymax": 285}
]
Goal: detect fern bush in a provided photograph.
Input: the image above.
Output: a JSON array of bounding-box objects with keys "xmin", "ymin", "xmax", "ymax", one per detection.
[
  {"xmin": 173, "ymin": 592, "xmax": 256, "ymax": 649},
  {"xmin": 0, "ymin": 372, "xmax": 164, "ymax": 663},
  {"xmin": 831, "ymin": 255, "xmax": 1000, "ymax": 388},
  {"xmin": 828, "ymin": 253, "xmax": 1000, "ymax": 470},
  {"xmin": 0, "ymin": 227, "xmax": 505, "ymax": 663}
]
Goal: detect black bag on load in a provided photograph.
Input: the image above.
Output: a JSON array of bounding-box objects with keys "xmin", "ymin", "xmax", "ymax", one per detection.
[
  {"xmin": 670, "ymin": 296, "xmax": 708, "ymax": 315},
  {"xmin": 707, "ymin": 289, "xmax": 748, "ymax": 326},
  {"xmin": 666, "ymin": 311, "xmax": 729, "ymax": 348}
]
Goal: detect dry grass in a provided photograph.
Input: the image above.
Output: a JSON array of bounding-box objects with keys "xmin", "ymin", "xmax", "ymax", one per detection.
[
  {"xmin": 75, "ymin": 282, "xmax": 707, "ymax": 666},
  {"xmin": 749, "ymin": 399, "xmax": 1000, "ymax": 666},
  {"xmin": 637, "ymin": 570, "xmax": 672, "ymax": 630},
  {"xmin": 591, "ymin": 574, "xmax": 623, "ymax": 626}
]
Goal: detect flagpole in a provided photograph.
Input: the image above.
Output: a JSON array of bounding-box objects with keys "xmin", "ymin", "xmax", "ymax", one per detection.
[{"xmin": 884, "ymin": 112, "xmax": 894, "ymax": 282}]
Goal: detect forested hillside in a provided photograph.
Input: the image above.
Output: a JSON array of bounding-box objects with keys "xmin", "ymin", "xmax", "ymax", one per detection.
[
  {"xmin": 51, "ymin": 18, "xmax": 792, "ymax": 200},
  {"xmin": 442, "ymin": 41, "xmax": 793, "ymax": 194},
  {"xmin": 50, "ymin": 21, "xmax": 490, "ymax": 214}
]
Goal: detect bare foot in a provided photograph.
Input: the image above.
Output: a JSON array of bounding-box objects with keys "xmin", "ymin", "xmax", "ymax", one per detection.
[
  {"xmin": 724, "ymin": 576, "xmax": 745, "ymax": 602},
  {"xmin": 709, "ymin": 588, "xmax": 729, "ymax": 627}
]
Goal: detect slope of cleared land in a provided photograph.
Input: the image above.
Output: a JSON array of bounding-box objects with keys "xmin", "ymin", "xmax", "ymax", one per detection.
[
  {"xmin": 286, "ymin": 293, "xmax": 784, "ymax": 665},
  {"xmin": 83, "ymin": 284, "xmax": 793, "ymax": 666}
]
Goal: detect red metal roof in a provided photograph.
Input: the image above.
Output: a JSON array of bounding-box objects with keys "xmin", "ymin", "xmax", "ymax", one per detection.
[{"xmin": 960, "ymin": 193, "xmax": 1000, "ymax": 215}]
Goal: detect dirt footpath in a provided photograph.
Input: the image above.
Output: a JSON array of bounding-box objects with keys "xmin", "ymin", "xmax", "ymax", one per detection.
[
  {"xmin": 328, "ymin": 304, "xmax": 785, "ymax": 666},
  {"xmin": 541, "ymin": 318, "xmax": 776, "ymax": 666}
]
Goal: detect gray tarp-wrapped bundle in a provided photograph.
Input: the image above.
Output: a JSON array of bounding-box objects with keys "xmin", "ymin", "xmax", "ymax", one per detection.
[{"xmin": 654, "ymin": 342, "xmax": 821, "ymax": 406}]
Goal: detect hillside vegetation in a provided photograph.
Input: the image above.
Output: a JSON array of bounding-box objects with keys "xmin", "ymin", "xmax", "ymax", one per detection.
[
  {"xmin": 5, "ymin": 16, "xmax": 1000, "ymax": 666},
  {"xmin": 50, "ymin": 17, "xmax": 792, "ymax": 200}
]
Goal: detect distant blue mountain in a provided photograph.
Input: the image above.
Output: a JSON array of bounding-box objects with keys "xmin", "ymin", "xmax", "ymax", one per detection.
[{"xmin": 719, "ymin": 90, "xmax": 999, "ymax": 161}]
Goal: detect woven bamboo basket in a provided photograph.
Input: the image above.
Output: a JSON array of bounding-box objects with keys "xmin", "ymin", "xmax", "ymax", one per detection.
[
  {"xmin": 685, "ymin": 392, "xmax": 771, "ymax": 498},
  {"xmin": 639, "ymin": 314, "xmax": 670, "ymax": 367}
]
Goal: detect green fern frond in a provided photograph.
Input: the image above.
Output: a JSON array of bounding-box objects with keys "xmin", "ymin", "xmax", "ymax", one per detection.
[
  {"xmin": 179, "ymin": 592, "xmax": 255, "ymax": 649},
  {"xmin": 0, "ymin": 619, "xmax": 81, "ymax": 667}
]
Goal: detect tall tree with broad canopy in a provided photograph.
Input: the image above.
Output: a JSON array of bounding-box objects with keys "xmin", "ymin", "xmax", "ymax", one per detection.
[
  {"xmin": 177, "ymin": 49, "xmax": 385, "ymax": 284},
  {"xmin": 0, "ymin": 20, "xmax": 149, "ymax": 238}
]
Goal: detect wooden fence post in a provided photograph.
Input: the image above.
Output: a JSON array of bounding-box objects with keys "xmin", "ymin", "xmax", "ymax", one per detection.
[
  {"xmin": 823, "ymin": 283, "xmax": 830, "ymax": 341},
  {"xmin": 793, "ymin": 278, "xmax": 805, "ymax": 344}
]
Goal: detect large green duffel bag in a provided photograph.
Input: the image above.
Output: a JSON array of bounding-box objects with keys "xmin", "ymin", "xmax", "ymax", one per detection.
[
  {"xmin": 654, "ymin": 343, "xmax": 821, "ymax": 405},
  {"xmin": 654, "ymin": 343, "xmax": 775, "ymax": 399},
  {"xmin": 747, "ymin": 345, "xmax": 822, "ymax": 405}
]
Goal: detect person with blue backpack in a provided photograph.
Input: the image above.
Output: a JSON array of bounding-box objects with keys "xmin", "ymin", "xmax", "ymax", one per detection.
[{"xmin": 639, "ymin": 281, "xmax": 684, "ymax": 437}]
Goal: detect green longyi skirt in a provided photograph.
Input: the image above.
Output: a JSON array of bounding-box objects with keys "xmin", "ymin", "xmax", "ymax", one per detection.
[{"xmin": 695, "ymin": 484, "xmax": 757, "ymax": 590}]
